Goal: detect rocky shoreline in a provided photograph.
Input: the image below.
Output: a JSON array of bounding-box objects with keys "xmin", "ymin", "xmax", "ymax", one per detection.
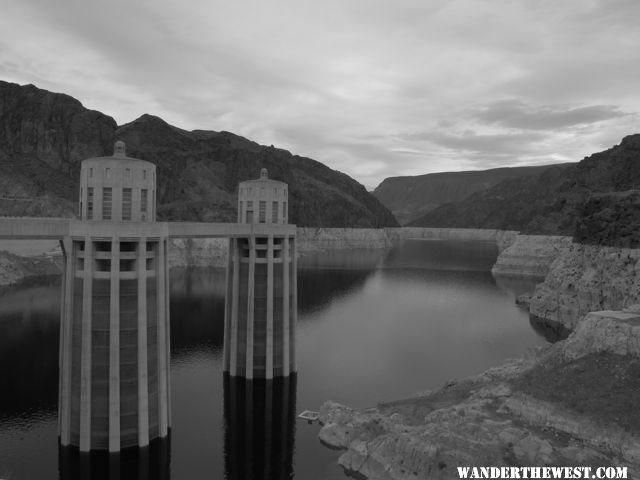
[
  {"xmin": 491, "ymin": 235, "xmax": 572, "ymax": 278},
  {"xmin": 318, "ymin": 308, "xmax": 640, "ymax": 479},
  {"xmin": 315, "ymin": 232, "xmax": 640, "ymax": 479}
]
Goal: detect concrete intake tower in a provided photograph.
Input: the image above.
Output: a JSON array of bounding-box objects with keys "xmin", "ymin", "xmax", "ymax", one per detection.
[
  {"xmin": 223, "ymin": 168, "xmax": 297, "ymax": 378},
  {"xmin": 58, "ymin": 141, "xmax": 171, "ymax": 452}
]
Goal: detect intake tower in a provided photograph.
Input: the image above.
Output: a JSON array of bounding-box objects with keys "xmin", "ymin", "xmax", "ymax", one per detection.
[
  {"xmin": 223, "ymin": 168, "xmax": 297, "ymax": 378},
  {"xmin": 58, "ymin": 141, "xmax": 170, "ymax": 452}
]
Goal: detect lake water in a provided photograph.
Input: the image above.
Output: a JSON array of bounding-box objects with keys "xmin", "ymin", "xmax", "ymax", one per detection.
[{"xmin": 0, "ymin": 239, "xmax": 546, "ymax": 479}]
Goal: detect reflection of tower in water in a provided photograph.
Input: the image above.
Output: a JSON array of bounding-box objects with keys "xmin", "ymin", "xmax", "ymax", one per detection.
[
  {"xmin": 223, "ymin": 373, "xmax": 297, "ymax": 480},
  {"xmin": 58, "ymin": 437, "xmax": 170, "ymax": 480}
]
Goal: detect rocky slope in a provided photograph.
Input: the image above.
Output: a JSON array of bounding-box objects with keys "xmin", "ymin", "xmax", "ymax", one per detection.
[
  {"xmin": 0, "ymin": 80, "xmax": 397, "ymax": 228},
  {"xmin": 410, "ymin": 134, "xmax": 640, "ymax": 234},
  {"xmin": 374, "ymin": 165, "xmax": 565, "ymax": 225},
  {"xmin": 319, "ymin": 307, "xmax": 640, "ymax": 479},
  {"xmin": 574, "ymin": 190, "xmax": 640, "ymax": 248},
  {"xmin": 491, "ymin": 235, "xmax": 572, "ymax": 278},
  {"xmin": 522, "ymin": 189, "xmax": 640, "ymax": 330}
]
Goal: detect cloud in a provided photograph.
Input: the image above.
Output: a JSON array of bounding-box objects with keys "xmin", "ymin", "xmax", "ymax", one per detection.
[
  {"xmin": 1, "ymin": 0, "xmax": 640, "ymax": 189},
  {"xmin": 473, "ymin": 100, "xmax": 629, "ymax": 130}
]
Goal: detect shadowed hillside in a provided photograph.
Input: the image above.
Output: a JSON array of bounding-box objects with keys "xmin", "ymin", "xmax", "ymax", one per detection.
[
  {"xmin": 374, "ymin": 164, "xmax": 568, "ymax": 225},
  {"xmin": 409, "ymin": 134, "xmax": 640, "ymax": 234},
  {"xmin": 0, "ymin": 81, "xmax": 398, "ymax": 228}
]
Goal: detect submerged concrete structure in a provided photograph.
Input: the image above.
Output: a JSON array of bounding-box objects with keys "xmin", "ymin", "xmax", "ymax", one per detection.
[
  {"xmin": 224, "ymin": 169, "xmax": 297, "ymax": 378},
  {"xmin": 0, "ymin": 142, "xmax": 297, "ymax": 453},
  {"xmin": 223, "ymin": 374, "xmax": 296, "ymax": 480}
]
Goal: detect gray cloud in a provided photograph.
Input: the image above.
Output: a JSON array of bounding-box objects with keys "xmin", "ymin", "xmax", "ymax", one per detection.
[
  {"xmin": 405, "ymin": 130, "xmax": 546, "ymax": 155},
  {"xmin": 473, "ymin": 100, "xmax": 628, "ymax": 130},
  {"xmin": 1, "ymin": 0, "xmax": 640, "ymax": 189}
]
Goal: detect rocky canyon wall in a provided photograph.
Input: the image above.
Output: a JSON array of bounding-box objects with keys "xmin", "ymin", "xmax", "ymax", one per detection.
[
  {"xmin": 491, "ymin": 235, "xmax": 572, "ymax": 278},
  {"xmin": 529, "ymin": 243, "xmax": 640, "ymax": 330}
]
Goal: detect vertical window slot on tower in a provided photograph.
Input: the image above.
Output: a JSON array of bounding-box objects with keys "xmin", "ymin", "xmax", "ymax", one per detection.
[
  {"xmin": 87, "ymin": 187, "xmax": 94, "ymax": 220},
  {"xmin": 141, "ymin": 189, "xmax": 147, "ymax": 213},
  {"xmin": 122, "ymin": 188, "xmax": 132, "ymax": 220},
  {"xmin": 259, "ymin": 201, "xmax": 266, "ymax": 223},
  {"xmin": 102, "ymin": 187, "xmax": 112, "ymax": 220}
]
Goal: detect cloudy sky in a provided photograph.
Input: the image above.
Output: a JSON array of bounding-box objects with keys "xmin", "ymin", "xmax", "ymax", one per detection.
[{"xmin": 2, "ymin": 0, "xmax": 639, "ymax": 189}]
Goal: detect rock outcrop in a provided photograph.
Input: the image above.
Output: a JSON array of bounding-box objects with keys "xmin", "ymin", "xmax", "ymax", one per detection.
[
  {"xmin": 529, "ymin": 243, "xmax": 640, "ymax": 330},
  {"xmin": 0, "ymin": 81, "xmax": 397, "ymax": 228},
  {"xmin": 318, "ymin": 309, "xmax": 640, "ymax": 479},
  {"xmin": 491, "ymin": 235, "xmax": 572, "ymax": 278}
]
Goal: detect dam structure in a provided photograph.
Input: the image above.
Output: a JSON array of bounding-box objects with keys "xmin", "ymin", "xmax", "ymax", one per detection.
[{"xmin": 0, "ymin": 141, "xmax": 297, "ymax": 453}]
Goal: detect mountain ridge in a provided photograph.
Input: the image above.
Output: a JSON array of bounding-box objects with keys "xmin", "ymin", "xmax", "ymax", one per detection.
[
  {"xmin": 373, "ymin": 164, "xmax": 571, "ymax": 225},
  {"xmin": 0, "ymin": 80, "xmax": 398, "ymax": 228},
  {"xmin": 409, "ymin": 134, "xmax": 640, "ymax": 234}
]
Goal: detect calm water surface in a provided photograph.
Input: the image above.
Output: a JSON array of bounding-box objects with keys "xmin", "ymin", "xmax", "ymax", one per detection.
[{"xmin": 0, "ymin": 239, "xmax": 545, "ymax": 479}]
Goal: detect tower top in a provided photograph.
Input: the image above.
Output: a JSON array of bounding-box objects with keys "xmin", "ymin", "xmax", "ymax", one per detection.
[
  {"xmin": 114, "ymin": 140, "xmax": 126, "ymax": 157},
  {"xmin": 260, "ymin": 168, "xmax": 268, "ymax": 179}
]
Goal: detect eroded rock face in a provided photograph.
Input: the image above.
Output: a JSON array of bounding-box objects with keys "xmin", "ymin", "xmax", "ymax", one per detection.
[
  {"xmin": 491, "ymin": 235, "xmax": 572, "ymax": 278},
  {"xmin": 529, "ymin": 243, "xmax": 640, "ymax": 329},
  {"xmin": 560, "ymin": 308, "xmax": 640, "ymax": 359},
  {"xmin": 318, "ymin": 310, "xmax": 640, "ymax": 479},
  {"xmin": 0, "ymin": 82, "xmax": 116, "ymax": 217}
]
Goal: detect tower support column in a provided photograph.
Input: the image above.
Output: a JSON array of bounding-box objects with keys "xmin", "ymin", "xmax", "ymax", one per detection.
[
  {"xmin": 229, "ymin": 238, "xmax": 240, "ymax": 374},
  {"xmin": 79, "ymin": 236, "xmax": 93, "ymax": 452},
  {"xmin": 266, "ymin": 235, "xmax": 274, "ymax": 380},
  {"xmin": 109, "ymin": 237, "xmax": 121, "ymax": 452},
  {"xmin": 157, "ymin": 237, "xmax": 169, "ymax": 437},
  {"xmin": 245, "ymin": 236, "xmax": 256, "ymax": 379},
  {"xmin": 59, "ymin": 236, "xmax": 73, "ymax": 445},
  {"xmin": 282, "ymin": 235, "xmax": 290, "ymax": 376},
  {"xmin": 137, "ymin": 236, "xmax": 149, "ymax": 447}
]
